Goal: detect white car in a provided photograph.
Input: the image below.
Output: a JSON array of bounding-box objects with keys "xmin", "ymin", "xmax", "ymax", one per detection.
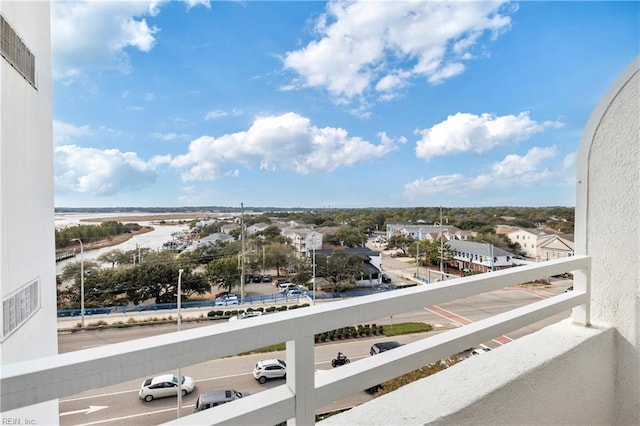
[
  {"xmin": 139, "ymin": 374, "xmax": 195, "ymax": 402},
  {"xmin": 228, "ymin": 311, "xmax": 263, "ymax": 321},
  {"xmin": 253, "ymin": 359, "xmax": 287, "ymax": 384},
  {"xmin": 215, "ymin": 296, "xmax": 239, "ymax": 306},
  {"xmin": 471, "ymin": 347, "xmax": 492, "ymax": 356},
  {"xmin": 286, "ymin": 289, "xmax": 304, "ymax": 297}
]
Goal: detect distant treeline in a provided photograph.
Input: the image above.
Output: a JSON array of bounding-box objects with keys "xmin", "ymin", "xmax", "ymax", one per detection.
[
  {"xmin": 55, "ymin": 206, "xmax": 575, "ymax": 235},
  {"xmin": 55, "ymin": 221, "xmax": 142, "ymax": 249}
]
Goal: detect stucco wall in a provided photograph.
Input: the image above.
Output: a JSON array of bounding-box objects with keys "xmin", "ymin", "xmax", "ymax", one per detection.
[
  {"xmin": 0, "ymin": 1, "xmax": 58, "ymax": 422},
  {"xmin": 578, "ymin": 56, "xmax": 640, "ymax": 425},
  {"xmin": 321, "ymin": 320, "xmax": 616, "ymax": 425}
]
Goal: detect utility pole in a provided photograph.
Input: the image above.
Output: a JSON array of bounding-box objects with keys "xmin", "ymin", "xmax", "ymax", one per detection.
[
  {"xmin": 240, "ymin": 202, "xmax": 245, "ymax": 304},
  {"xmin": 312, "ymin": 235, "xmax": 316, "ymax": 305},
  {"xmin": 439, "ymin": 207, "xmax": 444, "ymax": 275}
]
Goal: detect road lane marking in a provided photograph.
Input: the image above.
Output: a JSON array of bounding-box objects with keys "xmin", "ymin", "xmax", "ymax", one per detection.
[
  {"xmin": 60, "ymin": 405, "xmax": 108, "ymax": 416},
  {"xmin": 425, "ymin": 305, "xmax": 512, "ymax": 346},
  {"xmin": 60, "ymin": 372, "xmax": 253, "ymax": 403},
  {"xmin": 74, "ymin": 404, "xmax": 196, "ymax": 426}
]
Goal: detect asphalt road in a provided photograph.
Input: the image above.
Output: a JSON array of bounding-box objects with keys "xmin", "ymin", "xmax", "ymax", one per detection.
[
  {"xmin": 58, "ymin": 244, "xmax": 574, "ymax": 425},
  {"xmin": 58, "ymin": 282, "xmax": 572, "ymax": 425}
]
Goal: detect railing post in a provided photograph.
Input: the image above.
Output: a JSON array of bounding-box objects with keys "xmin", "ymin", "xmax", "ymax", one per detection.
[
  {"xmin": 286, "ymin": 335, "xmax": 315, "ymax": 425},
  {"xmin": 571, "ymin": 259, "xmax": 591, "ymax": 326}
]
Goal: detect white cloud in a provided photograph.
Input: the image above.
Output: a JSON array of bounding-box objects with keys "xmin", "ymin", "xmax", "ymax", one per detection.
[
  {"xmin": 54, "ymin": 145, "xmax": 160, "ymax": 195},
  {"xmin": 53, "ymin": 120, "xmax": 92, "ymax": 145},
  {"xmin": 183, "ymin": 0, "xmax": 211, "ymax": 10},
  {"xmin": 51, "ymin": 0, "xmax": 208, "ymax": 81},
  {"xmin": 204, "ymin": 108, "xmax": 243, "ymax": 120},
  {"xmin": 153, "ymin": 132, "xmax": 189, "ymax": 141},
  {"xmin": 404, "ymin": 146, "xmax": 558, "ymax": 198},
  {"xmin": 283, "ymin": 1, "xmax": 515, "ymax": 105},
  {"xmin": 171, "ymin": 112, "xmax": 405, "ymax": 181},
  {"xmin": 563, "ymin": 152, "xmax": 576, "ymax": 169},
  {"xmin": 415, "ymin": 112, "xmax": 564, "ymax": 161}
]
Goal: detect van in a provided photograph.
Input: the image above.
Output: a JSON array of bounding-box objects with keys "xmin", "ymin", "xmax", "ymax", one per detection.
[
  {"xmin": 193, "ymin": 390, "xmax": 250, "ymax": 412},
  {"xmin": 278, "ymin": 282, "xmax": 295, "ymax": 292}
]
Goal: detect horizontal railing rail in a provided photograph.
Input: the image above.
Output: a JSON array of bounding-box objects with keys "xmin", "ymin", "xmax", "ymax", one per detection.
[{"xmin": 1, "ymin": 256, "xmax": 590, "ymax": 425}]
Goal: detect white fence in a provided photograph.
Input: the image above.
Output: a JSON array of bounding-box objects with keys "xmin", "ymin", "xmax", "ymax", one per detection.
[{"xmin": 1, "ymin": 256, "xmax": 590, "ymax": 425}]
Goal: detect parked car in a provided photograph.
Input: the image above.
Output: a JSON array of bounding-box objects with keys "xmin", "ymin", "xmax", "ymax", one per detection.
[
  {"xmin": 366, "ymin": 341, "xmax": 403, "ymax": 394},
  {"xmin": 381, "ymin": 274, "xmax": 392, "ymax": 283},
  {"xmin": 286, "ymin": 289, "xmax": 304, "ymax": 297},
  {"xmin": 139, "ymin": 374, "xmax": 195, "ymax": 402},
  {"xmin": 214, "ymin": 296, "xmax": 239, "ymax": 306},
  {"xmin": 213, "ymin": 291, "xmax": 235, "ymax": 299},
  {"xmin": 278, "ymin": 282, "xmax": 295, "ymax": 292},
  {"xmin": 252, "ymin": 274, "xmax": 263, "ymax": 283},
  {"xmin": 193, "ymin": 389, "xmax": 250, "ymax": 412},
  {"xmin": 253, "ymin": 358, "xmax": 287, "ymax": 384},
  {"xmin": 262, "ymin": 275, "xmax": 272, "ymax": 283},
  {"xmin": 228, "ymin": 311, "xmax": 263, "ymax": 321},
  {"xmin": 471, "ymin": 347, "xmax": 491, "ymax": 356},
  {"xmin": 276, "ymin": 278, "xmax": 288, "ymax": 285}
]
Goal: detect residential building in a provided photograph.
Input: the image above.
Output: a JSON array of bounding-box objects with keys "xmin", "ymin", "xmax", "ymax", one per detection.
[
  {"xmin": 386, "ymin": 223, "xmax": 459, "ymax": 241},
  {"xmin": 537, "ymin": 234, "xmax": 575, "ymax": 261},
  {"xmin": 447, "ymin": 240, "xmax": 515, "ymax": 272},
  {"xmin": 283, "ymin": 228, "xmax": 323, "ymax": 258},
  {"xmin": 506, "ymin": 227, "xmax": 556, "ymax": 258},
  {"xmin": 0, "ymin": 2, "xmax": 58, "ymax": 422},
  {"xmin": 246, "ymin": 222, "xmax": 270, "ymax": 236},
  {"xmin": 220, "ymin": 223, "xmax": 240, "ymax": 235}
]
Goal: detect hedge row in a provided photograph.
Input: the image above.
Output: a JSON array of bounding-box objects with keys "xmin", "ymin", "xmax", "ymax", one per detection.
[
  {"xmin": 207, "ymin": 304, "xmax": 310, "ymax": 318},
  {"xmin": 315, "ymin": 324, "xmax": 384, "ymax": 343}
]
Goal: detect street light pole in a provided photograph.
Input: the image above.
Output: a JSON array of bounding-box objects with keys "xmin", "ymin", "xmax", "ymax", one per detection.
[
  {"xmin": 312, "ymin": 236, "xmax": 316, "ymax": 305},
  {"xmin": 71, "ymin": 238, "xmax": 85, "ymax": 328},
  {"xmin": 177, "ymin": 268, "xmax": 184, "ymax": 418},
  {"xmin": 439, "ymin": 207, "xmax": 444, "ymax": 275}
]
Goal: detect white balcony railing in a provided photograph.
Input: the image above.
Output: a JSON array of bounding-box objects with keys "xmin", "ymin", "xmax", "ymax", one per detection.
[{"xmin": 1, "ymin": 255, "xmax": 590, "ymax": 425}]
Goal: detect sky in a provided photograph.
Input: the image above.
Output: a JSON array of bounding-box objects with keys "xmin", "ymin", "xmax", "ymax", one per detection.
[{"xmin": 51, "ymin": 0, "xmax": 639, "ymax": 209}]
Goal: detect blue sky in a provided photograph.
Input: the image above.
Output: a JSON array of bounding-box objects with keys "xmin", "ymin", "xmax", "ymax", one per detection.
[{"xmin": 51, "ymin": 0, "xmax": 639, "ymax": 209}]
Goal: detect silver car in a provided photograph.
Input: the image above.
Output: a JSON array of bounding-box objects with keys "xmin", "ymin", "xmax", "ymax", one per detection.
[
  {"xmin": 253, "ymin": 359, "xmax": 286, "ymax": 384},
  {"xmin": 139, "ymin": 374, "xmax": 195, "ymax": 402}
]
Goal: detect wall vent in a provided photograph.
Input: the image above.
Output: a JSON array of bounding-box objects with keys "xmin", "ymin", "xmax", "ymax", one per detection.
[
  {"xmin": 0, "ymin": 14, "xmax": 36, "ymax": 88},
  {"xmin": 1, "ymin": 279, "xmax": 40, "ymax": 340}
]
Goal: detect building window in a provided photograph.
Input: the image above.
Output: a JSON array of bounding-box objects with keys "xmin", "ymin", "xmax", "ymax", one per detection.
[
  {"xmin": 0, "ymin": 14, "xmax": 36, "ymax": 88},
  {"xmin": 1, "ymin": 279, "xmax": 40, "ymax": 340}
]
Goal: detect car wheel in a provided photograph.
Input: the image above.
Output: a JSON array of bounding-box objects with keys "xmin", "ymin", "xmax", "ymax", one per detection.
[
  {"xmin": 182, "ymin": 389, "xmax": 187, "ymax": 397},
  {"xmin": 258, "ymin": 376, "xmax": 267, "ymax": 384},
  {"xmin": 331, "ymin": 359, "xmax": 337, "ymax": 368},
  {"xmin": 345, "ymin": 359, "xmax": 350, "ymax": 364},
  {"xmin": 144, "ymin": 395, "xmax": 154, "ymax": 402}
]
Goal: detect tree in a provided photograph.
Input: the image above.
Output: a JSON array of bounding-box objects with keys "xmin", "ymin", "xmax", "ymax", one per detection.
[
  {"xmin": 206, "ymin": 256, "xmax": 241, "ymax": 292},
  {"xmin": 387, "ymin": 234, "xmax": 415, "ymax": 256},
  {"xmin": 264, "ymin": 243, "xmax": 295, "ymax": 276},
  {"xmin": 97, "ymin": 249, "xmax": 125, "ymax": 268},
  {"xmin": 325, "ymin": 225, "xmax": 366, "ymax": 247},
  {"xmin": 315, "ymin": 251, "xmax": 363, "ymax": 293},
  {"xmin": 60, "ymin": 259, "xmax": 101, "ymax": 283},
  {"xmin": 122, "ymin": 264, "xmax": 207, "ymax": 304}
]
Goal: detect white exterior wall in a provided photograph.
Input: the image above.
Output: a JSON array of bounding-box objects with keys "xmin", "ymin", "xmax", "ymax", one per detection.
[
  {"xmin": 576, "ymin": 56, "xmax": 639, "ymax": 425},
  {"xmin": 322, "ymin": 320, "xmax": 616, "ymax": 426},
  {"xmin": 0, "ymin": 2, "xmax": 58, "ymax": 421},
  {"xmin": 506, "ymin": 229, "xmax": 538, "ymax": 258}
]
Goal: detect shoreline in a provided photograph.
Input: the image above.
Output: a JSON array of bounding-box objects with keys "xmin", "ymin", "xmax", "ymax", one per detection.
[{"xmin": 56, "ymin": 226, "xmax": 155, "ymax": 253}]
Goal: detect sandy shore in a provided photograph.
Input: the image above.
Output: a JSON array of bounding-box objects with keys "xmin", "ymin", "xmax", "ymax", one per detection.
[{"xmin": 80, "ymin": 213, "xmax": 208, "ymax": 223}]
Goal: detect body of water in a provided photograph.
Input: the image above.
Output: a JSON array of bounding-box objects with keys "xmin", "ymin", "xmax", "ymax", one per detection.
[{"xmin": 55, "ymin": 214, "xmax": 190, "ymax": 274}]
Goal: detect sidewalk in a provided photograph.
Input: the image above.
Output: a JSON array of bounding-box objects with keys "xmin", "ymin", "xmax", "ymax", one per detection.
[{"xmin": 57, "ymin": 298, "xmax": 312, "ymax": 331}]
